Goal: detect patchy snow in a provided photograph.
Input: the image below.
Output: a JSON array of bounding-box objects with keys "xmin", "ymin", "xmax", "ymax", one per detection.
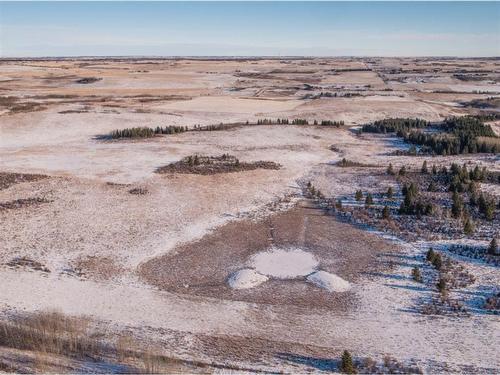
[
  {"xmin": 250, "ymin": 247, "xmax": 318, "ymax": 279},
  {"xmin": 307, "ymin": 271, "xmax": 351, "ymax": 292},
  {"xmin": 227, "ymin": 268, "xmax": 268, "ymax": 289}
]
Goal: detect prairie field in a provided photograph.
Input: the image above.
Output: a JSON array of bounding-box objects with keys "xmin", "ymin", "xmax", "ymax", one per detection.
[{"xmin": 0, "ymin": 57, "xmax": 499, "ymax": 373}]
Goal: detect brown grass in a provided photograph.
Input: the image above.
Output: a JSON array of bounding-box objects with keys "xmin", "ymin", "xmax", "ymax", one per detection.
[
  {"xmin": 0, "ymin": 311, "xmax": 99, "ymax": 357},
  {"xmin": 0, "ymin": 197, "xmax": 52, "ymax": 211},
  {"xmin": 0, "ymin": 311, "xmax": 207, "ymax": 373},
  {"xmin": 0, "ymin": 172, "xmax": 48, "ymax": 190},
  {"xmin": 477, "ymin": 136, "xmax": 500, "ymax": 148}
]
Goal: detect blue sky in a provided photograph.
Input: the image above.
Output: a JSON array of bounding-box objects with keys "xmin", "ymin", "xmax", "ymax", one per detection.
[{"xmin": 1, "ymin": 2, "xmax": 499, "ymax": 57}]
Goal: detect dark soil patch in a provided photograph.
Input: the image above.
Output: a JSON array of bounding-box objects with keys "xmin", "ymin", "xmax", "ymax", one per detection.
[
  {"xmin": 128, "ymin": 187, "xmax": 148, "ymax": 195},
  {"xmin": 6, "ymin": 257, "xmax": 50, "ymax": 273},
  {"xmin": 0, "ymin": 172, "xmax": 48, "ymax": 190},
  {"xmin": 75, "ymin": 77, "xmax": 102, "ymax": 84},
  {"xmin": 0, "ymin": 197, "xmax": 51, "ymax": 211},
  {"xmin": 139, "ymin": 202, "xmax": 398, "ymax": 311},
  {"xmin": 156, "ymin": 154, "xmax": 281, "ymax": 175}
]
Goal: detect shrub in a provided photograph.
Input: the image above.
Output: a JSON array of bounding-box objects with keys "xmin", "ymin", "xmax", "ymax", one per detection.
[
  {"xmin": 340, "ymin": 350, "xmax": 357, "ymax": 374},
  {"xmin": 398, "ymin": 166, "xmax": 406, "ymax": 176}
]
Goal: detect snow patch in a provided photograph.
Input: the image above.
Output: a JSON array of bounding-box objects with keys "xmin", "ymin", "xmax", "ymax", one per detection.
[
  {"xmin": 227, "ymin": 268, "xmax": 268, "ymax": 289},
  {"xmin": 307, "ymin": 271, "xmax": 351, "ymax": 292},
  {"xmin": 250, "ymin": 247, "xmax": 318, "ymax": 279}
]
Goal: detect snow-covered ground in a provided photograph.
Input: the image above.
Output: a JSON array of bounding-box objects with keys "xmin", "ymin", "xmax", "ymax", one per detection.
[{"xmin": 1, "ymin": 58, "xmax": 499, "ymax": 373}]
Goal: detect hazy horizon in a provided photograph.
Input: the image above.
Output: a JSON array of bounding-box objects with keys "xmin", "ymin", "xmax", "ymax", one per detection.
[{"xmin": 1, "ymin": 1, "xmax": 499, "ymax": 58}]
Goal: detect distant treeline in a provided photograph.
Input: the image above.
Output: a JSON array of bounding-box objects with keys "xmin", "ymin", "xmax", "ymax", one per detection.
[
  {"xmin": 257, "ymin": 118, "xmax": 344, "ymax": 126},
  {"xmin": 361, "ymin": 118, "xmax": 430, "ymax": 134},
  {"xmin": 303, "ymin": 92, "xmax": 362, "ymax": 99},
  {"xmin": 192, "ymin": 123, "xmax": 239, "ymax": 131},
  {"xmin": 107, "ymin": 125, "xmax": 187, "ymax": 139},
  {"xmin": 104, "ymin": 118, "xmax": 346, "ymax": 140},
  {"xmin": 362, "ymin": 116, "xmax": 498, "ymax": 155},
  {"xmin": 405, "ymin": 116, "xmax": 497, "ymax": 155}
]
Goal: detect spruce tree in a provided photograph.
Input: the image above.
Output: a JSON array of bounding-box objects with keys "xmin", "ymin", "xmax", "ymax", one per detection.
[
  {"xmin": 387, "ymin": 186, "xmax": 393, "ymax": 199},
  {"xmin": 463, "ymin": 217, "xmax": 474, "ymax": 235},
  {"xmin": 382, "ymin": 205, "xmax": 390, "ymax": 219},
  {"xmin": 387, "ymin": 163, "xmax": 395, "ymax": 175},
  {"xmin": 365, "ymin": 193, "xmax": 373, "ymax": 208},
  {"xmin": 487, "ymin": 238, "xmax": 498, "ymax": 256},
  {"xmin": 340, "ymin": 350, "xmax": 356, "ymax": 374},
  {"xmin": 451, "ymin": 191, "xmax": 463, "ymax": 218},
  {"xmin": 355, "ymin": 190, "xmax": 363, "ymax": 202},
  {"xmin": 412, "ymin": 266, "xmax": 422, "ymax": 283},
  {"xmin": 426, "ymin": 248, "xmax": 436, "ymax": 263},
  {"xmin": 432, "ymin": 253, "xmax": 442, "ymax": 270},
  {"xmin": 336, "ymin": 199, "xmax": 343, "ymax": 210},
  {"xmin": 437, "ymin": 278, "xmax": 447, "ymax": 294},
  {"xmin": 421, "ymin": 160, "xmax": 428, "ymax": 174}
]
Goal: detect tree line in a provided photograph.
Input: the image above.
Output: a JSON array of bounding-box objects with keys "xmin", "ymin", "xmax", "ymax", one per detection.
[
  {"xmin": 107, "ymin": 126, "xmax": 187, "ymax": 139},
  {"xmin": 256, "ymin": 118, "xmax": 344, "ymax": 126},
  {"xmin": 362, "ymin": 116, "xmax": 498, "ymax": 155}
]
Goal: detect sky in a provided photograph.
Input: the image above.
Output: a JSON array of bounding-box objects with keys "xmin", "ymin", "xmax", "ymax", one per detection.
[{"xmin": 1, "ymin": 2, "xmax": 499, "ymax": 57}]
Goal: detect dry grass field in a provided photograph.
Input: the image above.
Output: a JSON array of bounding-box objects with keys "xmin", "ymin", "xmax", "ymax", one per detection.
[{"xmin": 1, "ymin": 57, "xmax": 499, "ymax": 373}]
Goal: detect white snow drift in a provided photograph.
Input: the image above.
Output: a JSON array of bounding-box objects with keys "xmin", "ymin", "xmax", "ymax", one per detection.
[
  {"xmin": 227, "ymin": 268, "xmax": 269, "ymax": 289},
  {"xmin": 307, "ymin": 270, "xmax": 351, "ymax": 292},
  {"xmin": 227, "ymin": 247, "xmax": 350, "ymax": 293}
]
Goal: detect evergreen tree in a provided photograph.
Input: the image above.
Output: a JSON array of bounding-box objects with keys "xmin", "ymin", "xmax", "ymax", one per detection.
[
  {"xmin": 421, "ymin": 160, "xmax": 428, "ymax": 174},
  {"xmin": 336, "ymin": 199, "xmax": 343, "ymax": 210},
  {"xmin": 437, "ymin": 278, "xmax": 447, "ymax": 294},
  {"xmin": 355, "ymin": 190, "xmax": 363, "ymax": 201},
  {"xmin": 340, "ymin": 350, "xmax": 356, "ymax": 374},
  {"xmin": 426, "ymin": 248, "xmax": 436, "ymax": 263},
  {"xmin": 365, "ymin": 193, "xmax": 374, "ymax": 208},
  {"xmin": 432, "ymin": 164, "xmax": 437, "ymax": 175},
  {"xmin": 387, "ymin": 163, "xmax": 395, "ymax": 175},
  {"xmin": 451, "ymin": 191, "xmax": 463, "ymax": 218},
  {"xmin": 382, "ymin": 205, "xmax": 390, "ymax": 219},
  {"xmin": 487, "ymin": 238, "xmax": 498, "ymax": 256},
  {"xmin": 463, "ymin": 217, "xmax": 474, "ymax": 235},
  {"xmin": 432, "ymin": 253, "xmax": 442, "ymax": 270},
  {"xmin": 387, "ymin": 186, "xmax": 393, "ymax": 199},
  {"xmin": 398, "ymin": 166, "xmax": 406, "ymax": 176},
  {"xmin": 412, "ymin": 266, "xmax": 423, "ymax": 283}
]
